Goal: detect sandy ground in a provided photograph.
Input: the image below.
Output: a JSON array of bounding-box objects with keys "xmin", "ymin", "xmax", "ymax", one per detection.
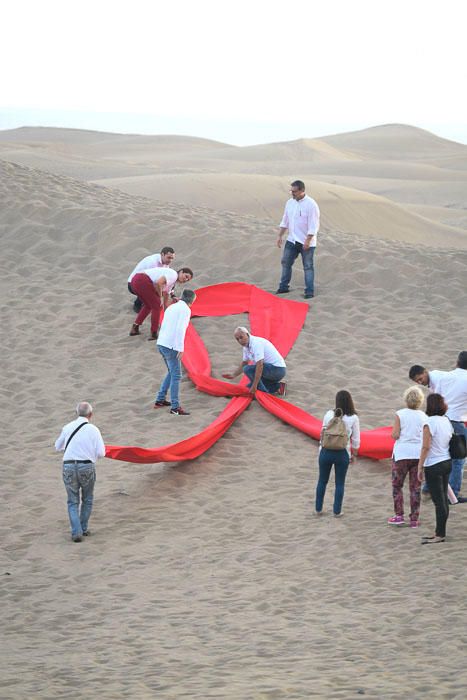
[{"xmin": 1, "ymin": 124, "xmax": 467, "ymax": 699}]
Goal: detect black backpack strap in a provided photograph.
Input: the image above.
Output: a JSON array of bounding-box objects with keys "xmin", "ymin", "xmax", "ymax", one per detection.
[{"xmin": 64, "ymin": 422, "xmax": 88, "ymax": 451}]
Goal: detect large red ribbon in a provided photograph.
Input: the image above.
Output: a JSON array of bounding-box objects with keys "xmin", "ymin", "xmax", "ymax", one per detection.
[{"xmin": 105, "ymin": 283, "xmax": 394, "ymax": 463}]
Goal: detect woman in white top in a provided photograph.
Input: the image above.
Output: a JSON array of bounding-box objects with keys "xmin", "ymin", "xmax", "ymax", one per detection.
[
  {"xmin": 315, "ymin": 390, "xmax": 360, "ymax": 517},
  {"xmin": 129, "ymin": 267, "xmax": 193, "ymax": 340},
  {"xmin": 418, "ymin": 393, "xmax": 453, "ymax": 544},
  {"xmin": 388, "ymin": 386, "xmax": 425, "ymax": 528}
]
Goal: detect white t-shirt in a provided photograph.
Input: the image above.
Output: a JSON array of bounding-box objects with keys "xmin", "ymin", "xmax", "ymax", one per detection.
[
  {"xmin": 423, "ymin": 415, "xmax": 453, "ymax": 467},
  {"xmin": 392, "ymin": 408, "xmax": 426, "ymax": 461},
  {"xmin": 431, "ymin": 368, "xmax": 467, "ymax": 422},
  {"xmin": 322, "ymin": 410, "xmax": 360, "ymax": 456},
  {"xmin": 128, "ymin": 253, "xmax": 166, "ymax": 283},
  {"xmin": 157, "ymin": 301, "xmax": 191, "ymax": 352},
  {"xmin": 142, "ymin": 267, "xmax": 178, "ymax": 293},
  {"xmin": 428, "ymin": 369, "xmax": 449, "ymax": 393},
  {"xmin": 279, "ymin": 195, "xmax": 320, "ymax": 246},
  {"xmin": 242, "ymin": 334, "xmax": 286, "ymax": 368}
]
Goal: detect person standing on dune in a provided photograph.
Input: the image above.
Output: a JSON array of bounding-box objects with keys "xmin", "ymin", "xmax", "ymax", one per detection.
[{"xmin": 276, "ymin": 180, "xmax": 320, "ymax": 299}]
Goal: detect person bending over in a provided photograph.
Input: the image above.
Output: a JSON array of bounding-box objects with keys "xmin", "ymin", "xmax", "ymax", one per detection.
[
  {"xmin": 129, "ymin": 267, "xmax": 193, "ymax": 340},
  {"xmin": 128, "ymin": 246, "xmax": 175, "ymax": 312}
]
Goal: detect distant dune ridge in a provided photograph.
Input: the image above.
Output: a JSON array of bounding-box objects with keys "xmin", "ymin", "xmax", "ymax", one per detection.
[
  {"xmin": 1, "ymin": 122, "xmax": 466, "ymax": 246},
  {"xmin": 1, "ymin": 124, "xmax": 467, "ymax": 698}
]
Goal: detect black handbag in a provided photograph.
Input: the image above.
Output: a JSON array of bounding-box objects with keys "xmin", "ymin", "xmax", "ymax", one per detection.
[{"xmin": 449, "ymin": 427, "xmax": 467, "ymax": 460}]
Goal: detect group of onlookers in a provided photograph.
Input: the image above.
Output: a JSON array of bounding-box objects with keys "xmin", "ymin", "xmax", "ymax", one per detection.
[{"xmin": 317, "ymin": 352, "xmax": 467, "ymax": 545}]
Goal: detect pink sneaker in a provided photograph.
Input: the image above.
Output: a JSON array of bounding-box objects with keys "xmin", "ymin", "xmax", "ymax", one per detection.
[
  {"xmin": 387, "ymin": 515, "xmax": 405, "ymax": 525},
  {"xmin": 409, "ymin": 520, "xmax": 420, "ymax": 528}
]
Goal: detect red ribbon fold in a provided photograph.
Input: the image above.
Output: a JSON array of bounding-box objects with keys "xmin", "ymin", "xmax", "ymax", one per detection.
[{"xmin": 105, "ymin": 283, "xmax": 394, "ymax": 464}]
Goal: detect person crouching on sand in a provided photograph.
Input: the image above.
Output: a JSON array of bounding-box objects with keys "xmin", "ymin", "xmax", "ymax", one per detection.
[
  {"xmin": 222, "ymin": 327, "xmax": 287, "ymax": 396},
  {"xmin": 129, "ymin": 267, "xmax": 193, "ymax": 340}
]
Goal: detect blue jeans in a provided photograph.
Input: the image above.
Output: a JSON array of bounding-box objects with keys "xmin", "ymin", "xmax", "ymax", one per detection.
[
  {"xmin": 315, "ymin": 448, "xmax": 350, "ymax": 515},
  {"xmin": 63, "ymin": 462, "xmax": 96, "ymax": 537},
  {"xmin": 449, "ymin": 421, "xmax": 467, "ymax": 496},
  {"xmin": 278, "ymin": 240, "xmax": 315, "ymax": 295},
  {"xmin": 243, "ymin": 363, "xmax": 286, "ymax": 394},
  {"xmin": 157, "ymin": 345, "xmax": 181, "ymax": 409}
]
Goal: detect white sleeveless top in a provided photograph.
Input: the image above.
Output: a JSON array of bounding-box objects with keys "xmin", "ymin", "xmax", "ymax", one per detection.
[
  {"xmin": 423, "ymin": 415, "xmax": 453, "ymax": 467},
  {"xmin": 392, "ymin": 408, "xmax": 425, "ymax": 461}
]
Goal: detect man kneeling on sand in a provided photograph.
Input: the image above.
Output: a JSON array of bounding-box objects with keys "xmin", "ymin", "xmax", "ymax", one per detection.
[{"xmin": 223, "ymin": 327, "xmax": 287, "ymax": 396}]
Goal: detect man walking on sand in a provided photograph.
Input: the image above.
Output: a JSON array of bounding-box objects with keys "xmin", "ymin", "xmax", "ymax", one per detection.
[
  {"xmin": 276, "ymin": 180, "xmax": 320, "ymax": 299},
  {"xmin": 55, "ymin": 401, "xmax": 106, "ymax": 542},
  {"xmin": 223, "ymin": 327, "xmax": 287, "ymax": 396},
  {"xmin": 409, "ymin": 351, "xmax": 467, "ymax": 500},
  {"xmin": 128, "ymin": 246, "xmax": 175, "ymax": 312},
  {"xmin": 154, "ymin": 289, "xmax": 197, "ymax": 415}
]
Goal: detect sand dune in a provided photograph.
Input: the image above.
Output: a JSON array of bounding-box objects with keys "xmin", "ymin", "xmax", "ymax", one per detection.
[
  {"xmin": 1, "ymin": 124, "xmax": 467, "ymax": 250},
  {"xmin": 321, "ymin": 123, "xmax": 467, "ymax": 162},
  {"xmin": 88, "ymin": 172, "xmax": 467, "ymax": 247},
  {"xmin": 1, "ymin": 125, "xmax": 467, "ymax": 699}
]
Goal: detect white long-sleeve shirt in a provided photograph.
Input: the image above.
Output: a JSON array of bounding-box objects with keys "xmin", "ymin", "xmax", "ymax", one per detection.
[
  {"xmin": 157, "ymin": 300, "xmax": 192, "ymax": 352},
  {"xmin": 55, "ymin": 417, "xmax": 106, "ymax": 463},
  {"xmin": 280, "ymin": 195, "xmax": 320, "ymax": 246}
]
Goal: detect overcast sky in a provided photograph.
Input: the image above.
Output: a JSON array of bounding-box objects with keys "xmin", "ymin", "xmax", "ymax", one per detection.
[{"xmin": 1, "ymin": 0, "xmax": 466, "ymax": 145}]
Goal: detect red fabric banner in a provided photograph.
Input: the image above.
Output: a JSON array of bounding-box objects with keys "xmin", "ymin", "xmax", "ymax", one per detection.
[{"xmin": 106, "ymin": 282, "xmax": 395, "ymax": 464}]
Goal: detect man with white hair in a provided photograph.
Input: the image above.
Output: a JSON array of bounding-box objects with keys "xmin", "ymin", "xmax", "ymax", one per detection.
[
  {"xmin": 223, "ymin": 327, "xmax": 287, "ymax": 396},
  {"xmin": 55, "ymin": 402, "xmax": 106, "ymax": 542}
]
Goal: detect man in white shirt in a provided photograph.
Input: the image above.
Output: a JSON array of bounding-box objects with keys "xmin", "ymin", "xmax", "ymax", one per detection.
[
  {"xmin": 128, "ymin": 246, "xmax": 175, "ymax": 312},
  {"xmin": 410, "ymin": 351, "xmax": 467, "ymax": 498},
  {"xmin": 55, "ymin": 402, "xmax": 106, "ymax": 542},
  {"xmin": 276, "ymin": 180, "xmax": 320, "ymax": 299},
  {"xmin": 154, "ymin": 289, "xmax": 197, "ymax": 415},
  {"xmin": 223, "ymin": 327, "xmax": 287, "ymax": 396}
]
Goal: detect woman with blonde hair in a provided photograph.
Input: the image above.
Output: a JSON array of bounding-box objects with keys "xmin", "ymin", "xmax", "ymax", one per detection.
[{"xmin": 388, "ymin": 386, "xmax": 425, "ymax": 528}]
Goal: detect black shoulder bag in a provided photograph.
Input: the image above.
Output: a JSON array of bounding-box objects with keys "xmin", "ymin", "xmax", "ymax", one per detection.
[{"xmin": 449, "ymin": 421, "xmax": 467, "ymax": 460}]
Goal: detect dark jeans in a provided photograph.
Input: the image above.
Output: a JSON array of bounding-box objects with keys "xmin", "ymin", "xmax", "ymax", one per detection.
[
  {"xmin": 243, "ymin": 363, "xmax": 286, "ymax": 394},
  {"xmin": 424, "ymin": 459, "xmax": 452, "ymax": 538},
  {"xmin": 449, "ymin": 421, "xmax": 467, "ymax": 496},
  {"xmin": 128, "ymin": 282, "xmax": 142, "ymax": 312},
  {"xmin": 315, "ymin": 448, "xmax": 350, "ymax": 515},
  {"xmin": 278, "ymin": 240, "xmax": 315, "ymax": 295}
]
